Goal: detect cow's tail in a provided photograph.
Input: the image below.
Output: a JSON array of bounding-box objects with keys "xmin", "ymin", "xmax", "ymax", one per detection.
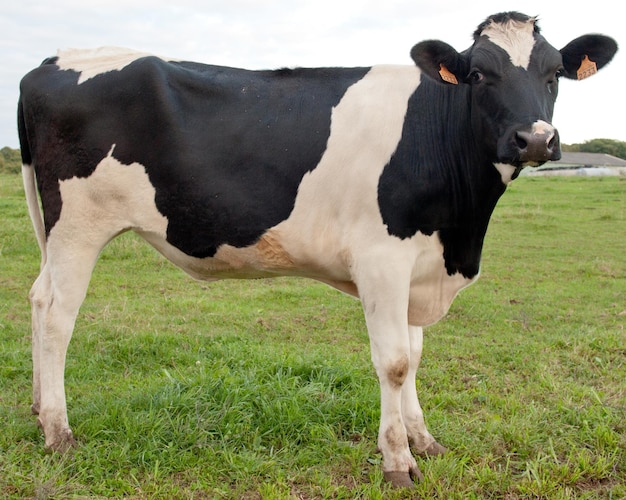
[{"xmin": 18, "ymin": 97, "xmax": 47, "ymax": 270}]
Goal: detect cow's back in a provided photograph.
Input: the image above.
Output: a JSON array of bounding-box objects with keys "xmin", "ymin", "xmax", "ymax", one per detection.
[{"xmin": 18, "ymin": 49, "xmax": 370, "ymax": 258}]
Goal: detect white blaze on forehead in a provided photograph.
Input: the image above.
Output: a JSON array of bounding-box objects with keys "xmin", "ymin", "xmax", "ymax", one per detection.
[
  {"xmin": 55, "ymin": 46, "xmax": 169, "ymax": 84},
  {"xmin": 480, "ymin": 17, "xmax": 537, "ymax": 69}
]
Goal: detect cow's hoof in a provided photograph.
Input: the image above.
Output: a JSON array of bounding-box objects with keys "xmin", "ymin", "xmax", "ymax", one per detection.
[
  {"xmin": 38, "ymin": 419, "xmax": 77, "ymax": 452},
  {"xmin": 383, "ymin": 466, "xmax": 423, "ymax": 488},
  {"xmin": 384, "ymin": 471, "xmax": 414, "ymax": 488},
  {"xmin": 46, "ymin": 431, "xmax": 77, "ymax": 453},
  {"xmin": 417, "ymin": 441, "xmax": 448, "ymax": 457}
]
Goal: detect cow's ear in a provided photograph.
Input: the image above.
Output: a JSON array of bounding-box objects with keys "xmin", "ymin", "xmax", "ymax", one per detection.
[
  {"xmin": 560, "ymin": 34, "xmax": 618, "ymax": 80},
  {"xmin": 410, "ymin": 40, "xmax": 465, "ymax": 85}
]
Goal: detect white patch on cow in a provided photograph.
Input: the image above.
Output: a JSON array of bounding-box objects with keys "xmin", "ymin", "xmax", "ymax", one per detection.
[
  {"xmin": 273, "ymin": 65, "xmax": 422, "ymax": 278},
  {"xmin": 532, "ymin": 119, "xmax": 555, "ymax": 136},
  {"xmin": 54, "ymin": 147, "xmax": 257, "ymax": 282},
  {"xmin": 55, "ymin": 145, "xmax": 168, "ymax": 240},
  {"xmin": 151, "ymin": 66, "xmax": 424, "ymax": 280},
  {"xmin": 55, "ymin": 46, "xmax": 169, "ymax": 84},
  {"xmin": 494, "ymin": 162, "xmax": 518, "ymax": 184},
  {"xmin": 481, "ymin": 17, "xmax": 537, "ymax": 69}
]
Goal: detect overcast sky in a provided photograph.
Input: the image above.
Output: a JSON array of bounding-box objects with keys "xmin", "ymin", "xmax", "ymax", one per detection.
[{"xmin": 1, "ymin": 1, "xmax": 623, "ymax": 149}]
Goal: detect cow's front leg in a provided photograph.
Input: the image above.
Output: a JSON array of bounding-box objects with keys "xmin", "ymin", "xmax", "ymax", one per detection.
[
  {"xmin": 359, "ymin": 270, "xmax": 421, "ymax": 488},
  {"xmin": 402, "ymin": 325, "xmax": 447, "ymax": 457}
]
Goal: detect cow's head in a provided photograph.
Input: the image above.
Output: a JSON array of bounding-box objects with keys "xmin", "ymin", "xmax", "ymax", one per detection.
[{"xmin": 411, "ymin": 12, "xmax": 617, "ymax": 175}]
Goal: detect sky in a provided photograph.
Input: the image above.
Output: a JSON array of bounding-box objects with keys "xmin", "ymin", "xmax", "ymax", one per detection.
[{"xmin": 1, "ymin": 1, "xmax": 623, "ymax": 149}]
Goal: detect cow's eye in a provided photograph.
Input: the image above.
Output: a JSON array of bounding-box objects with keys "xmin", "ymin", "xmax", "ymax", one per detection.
[
  {"xmin": 549, "ymin": 68, "xmax": 564, "ymax": 84},
  {"xmin": 469, "ymin": 70, "xmax": 484, "ymax": 84},
  {"xmin": 547, "ymin": 68, "xmax": 564, "ymax": 94}
]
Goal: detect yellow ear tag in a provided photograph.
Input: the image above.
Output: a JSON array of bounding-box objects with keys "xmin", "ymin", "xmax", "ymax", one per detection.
[
  {"xmin": 438, "ymin": 64, "xmax": 459, "ymax": 84},
  {"xmin": 576, "ymin": 55, "xmax": 597, "ymax": 80}
]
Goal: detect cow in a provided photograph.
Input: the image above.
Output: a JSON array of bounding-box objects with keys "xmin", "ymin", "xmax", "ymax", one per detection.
[{"xmin": 18, "ymin": 12, "xmax": 616, "ymax": 487}]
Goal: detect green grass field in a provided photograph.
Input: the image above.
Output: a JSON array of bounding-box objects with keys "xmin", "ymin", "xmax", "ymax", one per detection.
[{"xmin": 0, "ymin": 173, "xmax": 624, "ymax": 499}]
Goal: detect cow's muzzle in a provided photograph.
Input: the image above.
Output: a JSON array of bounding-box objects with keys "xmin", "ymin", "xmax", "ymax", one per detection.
[{"xmin": 500, "ymin": 120, "xmax": 561, "ymax": 167}]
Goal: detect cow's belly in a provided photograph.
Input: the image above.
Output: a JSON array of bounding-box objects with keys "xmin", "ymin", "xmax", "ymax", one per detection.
[
  {"xmin": 146, "ymin": 225, "xmax": 474, "ymax": 326},
  {"xmin": 141, "ymin": 229, "xmax": 301, "ymax": 281}
]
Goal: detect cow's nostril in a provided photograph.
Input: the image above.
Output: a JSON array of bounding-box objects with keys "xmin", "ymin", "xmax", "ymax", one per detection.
[
  {"xmin": 547, "ymin": 133, "xmax": 557, "ymax": 151},
  {"xmin": 515, "ymin": 131, "xmax": 530, "ymax": 150}
]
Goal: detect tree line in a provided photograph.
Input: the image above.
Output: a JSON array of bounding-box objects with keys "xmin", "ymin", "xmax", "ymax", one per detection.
[
  {"xmin": 562, "ymin": 138, "xmax": 626, "ymax": 159},
  {"xmin": 2, "ymin": 139, "xmax": 626, "ymax": 175},
  {"xmin": 0, "ymin": 146, "xmax": 22, "ymax": 174}
]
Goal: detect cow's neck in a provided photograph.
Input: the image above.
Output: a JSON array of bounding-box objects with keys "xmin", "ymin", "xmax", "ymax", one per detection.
[{"xmin": 378, "ymin": 78, "xmax": 507, "ymax": 278}]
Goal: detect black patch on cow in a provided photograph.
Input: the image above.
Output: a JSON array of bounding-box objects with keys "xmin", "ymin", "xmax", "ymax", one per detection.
[
  {"xmin": 19, "ymin": 57, "xmax": 369, "ymax": 256},
  {"xmin": 377, "ymin": 77, "xmax": 506, "ymax": 278}
]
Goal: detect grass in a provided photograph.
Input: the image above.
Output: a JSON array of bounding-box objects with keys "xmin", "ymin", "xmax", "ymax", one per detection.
[{"xmin": 0, "ymin": 172, "xmax": 624, "ymax": 498}]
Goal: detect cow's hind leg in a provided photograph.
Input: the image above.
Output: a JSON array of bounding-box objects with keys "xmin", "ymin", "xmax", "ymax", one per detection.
[
  {"xmin": 30, "ymin": 271, "xmax": 46, "ymax": 417},
  {"xmin": 402, "ymin": 326, "xmax": 447, "ymax": 457},
  {"xmin": 30, "ymin": 234, "xmax": 107, "ymax": 451}
]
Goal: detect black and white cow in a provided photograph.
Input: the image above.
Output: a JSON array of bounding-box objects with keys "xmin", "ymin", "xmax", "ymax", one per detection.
[{"xmin": 18, "ymin": 12, "xmax": 616, "ymax": 487}]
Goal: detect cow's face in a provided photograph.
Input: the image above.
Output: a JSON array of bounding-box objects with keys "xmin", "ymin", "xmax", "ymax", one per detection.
[{"xmin": 411, "ymin": 12, "xmax": 617, "ymax": 171}]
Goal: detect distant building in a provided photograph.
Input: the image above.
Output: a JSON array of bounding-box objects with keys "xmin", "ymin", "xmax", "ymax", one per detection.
[{"xmin": 522, "ymin": 152, "xmax": 626, "ymax": 176}]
